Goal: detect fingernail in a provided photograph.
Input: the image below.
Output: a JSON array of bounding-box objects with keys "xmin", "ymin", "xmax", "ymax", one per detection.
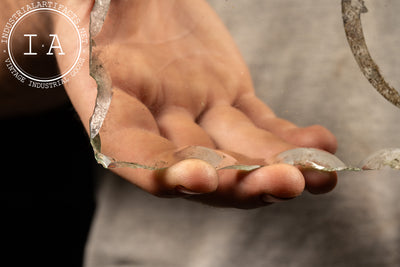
[
  {"xmin": 176, "ymin": 185, "xmax": 203, "ymax": 195},
  {"xmin": 262, "ymin": 194, "xmax": 289, "ymax": 204}
]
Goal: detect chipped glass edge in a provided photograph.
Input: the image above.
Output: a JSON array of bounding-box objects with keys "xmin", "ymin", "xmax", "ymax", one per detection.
[
  {"xmin": 274, "ymin": 148, "xmax": 400, "ymax": 172},
  {"xmin": 86, "ymin": 0, "xmax": 400, "ymax": 173},
  {"xmin": 342, "ymin": 0, "xmax": 400, "ymax": 108}
]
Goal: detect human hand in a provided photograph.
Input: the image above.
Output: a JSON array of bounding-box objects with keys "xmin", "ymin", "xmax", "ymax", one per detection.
[{"xmin": 60, "ymin": 0, "xmax": 337, "ymax": 208}]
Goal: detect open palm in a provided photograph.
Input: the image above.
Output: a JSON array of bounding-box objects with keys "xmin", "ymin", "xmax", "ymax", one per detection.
[{"xmin": 61, "ymin": 0, "xmax": 337, "ymax": 208}]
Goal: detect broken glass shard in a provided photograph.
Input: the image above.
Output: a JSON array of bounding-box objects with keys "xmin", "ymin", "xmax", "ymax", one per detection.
[
  {"xmin": 273, "ymin": 148, "xmax": 353, "ymax": 172},
  {"xmin": 360, "ymin": 149, "xmax": 400, "ymax": 170},
  {"xmin": 86, "ymin": 0, "xmax": 400, "ymax": 174},
  {"xmin": 274, "ymin": 148, "xmax": 400, "ymax": 172},
  {"xmin": 342, "ymin": 0, "xmax": 400, "ymax": 108}
]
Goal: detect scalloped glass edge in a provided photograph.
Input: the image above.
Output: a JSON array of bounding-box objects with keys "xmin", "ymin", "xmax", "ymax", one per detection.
[
  {"xmin": 86, "ymin": 0, "xmax": 400, "ymax": 173},
  {"xmin": 274, "ymin": 148, "xmax": 400, "ymax": 172}
]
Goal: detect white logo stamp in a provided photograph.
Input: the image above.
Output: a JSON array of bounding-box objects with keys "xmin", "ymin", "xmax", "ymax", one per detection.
[{"xmin": 1, "ymin": 1, "xmax": 88, "ymax": 89}]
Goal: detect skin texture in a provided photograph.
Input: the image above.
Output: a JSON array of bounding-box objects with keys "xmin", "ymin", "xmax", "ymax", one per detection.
[{"xmin": 3, "ymin": 0, "xmax": 338, "ymax": 209}]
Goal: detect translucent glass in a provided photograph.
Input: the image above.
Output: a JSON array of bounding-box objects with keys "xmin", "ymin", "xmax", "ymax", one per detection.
[{"xmin": 88, "ymin": 0, "xmax": 400, "ymax": 172}]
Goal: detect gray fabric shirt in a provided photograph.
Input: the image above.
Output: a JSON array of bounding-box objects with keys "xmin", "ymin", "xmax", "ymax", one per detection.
[{"xmin": 85, "ymin": 1, "xmax": 400, "ymax": 266}]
